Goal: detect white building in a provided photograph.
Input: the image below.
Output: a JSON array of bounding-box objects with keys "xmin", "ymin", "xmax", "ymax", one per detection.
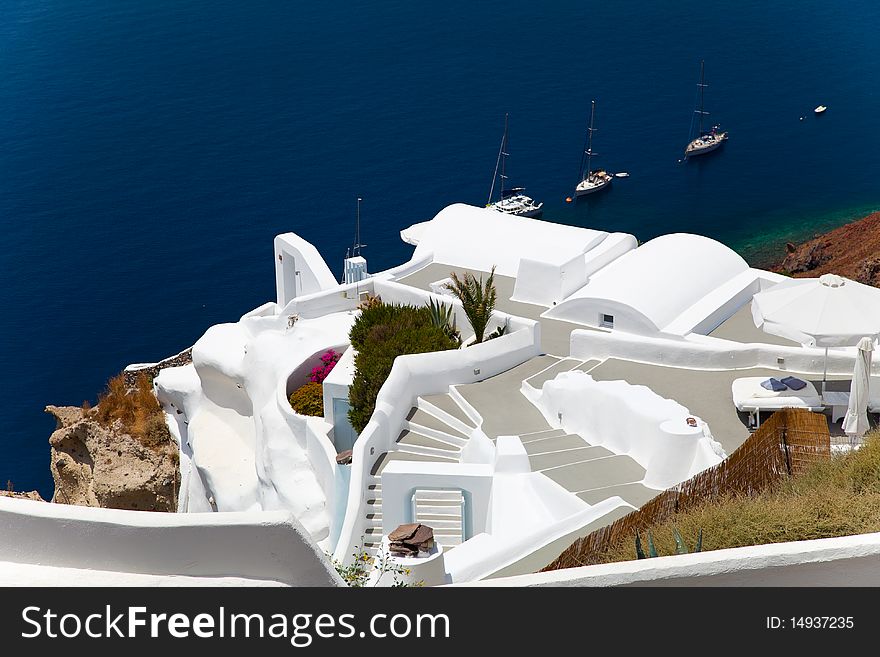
[{"xmin": 2, "ymin": 203, "xmax": 874, "ymax": 586}]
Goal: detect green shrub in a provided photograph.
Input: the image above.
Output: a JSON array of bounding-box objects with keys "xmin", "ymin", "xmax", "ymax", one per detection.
[
  {"xmin": 348, "ymin": 303, "xmax": 459, "ymax": 433},
  {"xmin": 350, "ymin": 302, "xmax": 430, "ymax": 351},
  {"xmin": 289, "ymin": 381, "xmax": 324, "ymax": 416},
  {"xmin": 427, "ymin": 297, "xmax": 461, "ymax": 346}
]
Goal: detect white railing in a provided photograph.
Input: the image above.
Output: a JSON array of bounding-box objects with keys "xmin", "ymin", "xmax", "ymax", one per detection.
[
  {"xmin": 570, "ymin": 329, "xmax": 863, "ymax": 375},
  {"xmin": 279, "ymin": 279, "xmax": 375, "ymax": 320}
]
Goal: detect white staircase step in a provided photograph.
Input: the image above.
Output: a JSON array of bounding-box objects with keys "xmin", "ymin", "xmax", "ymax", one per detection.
[
  {"xmin": 447, "ymin": 386, "xmax": 484, "ymax": 426},
  {"xmin": 406, "ymin": 407, "xmax": 470, "ymax": 439},
  {"xmin": 416, "ymin": 504, "xmax": 460, "ymax": 515},
  {"xmin": 524, "ymin": 358, "xmax": 584, "ymax": 389},
  {"xmin": 414, "ymin": 517, "xmax": 462, "ymax": 530},
  {"xmin": 413, "ymin": 490, "xmax": 462, "ymax": 501},
  {"xmin": 416, "ymin": 397, "xmax": 477, "ymax": 436},
  {"xmin": 404, "ymin": 420, "xmax": 468, "ymax": 447},
  {"xmin": 370, "ymin": 451, "xmax": 457, "ymax": 476},
  {"xmin": 418, "ymin": 393, "xmax": 478, "ymax": 429},
  {"xmin": 396, "ymin": 429, "xmax": 461, "ymax": 453},
  {"xmin": 517, "ymin": 428, "xmax": 568, "ymax": 443}
]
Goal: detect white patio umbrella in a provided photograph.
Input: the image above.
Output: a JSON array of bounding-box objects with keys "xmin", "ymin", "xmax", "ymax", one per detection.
[
  {"xmin": 752, "ymin": 273, "xmax": 880, "ymax": 389},
  {"xmin": 842, "ymin": 337, "xmax": 873, "ymax": 442}
]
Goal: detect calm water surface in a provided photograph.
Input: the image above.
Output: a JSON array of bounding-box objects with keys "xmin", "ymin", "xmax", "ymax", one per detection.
[{"xmin": 1, "ymin": 0, "xmax": 878, "ymax": 495}]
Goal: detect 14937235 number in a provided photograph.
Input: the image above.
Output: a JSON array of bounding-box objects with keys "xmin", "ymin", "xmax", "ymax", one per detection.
[{"xmin": 790, "ymin": 617, "xmax": 854, "ymax": 629}]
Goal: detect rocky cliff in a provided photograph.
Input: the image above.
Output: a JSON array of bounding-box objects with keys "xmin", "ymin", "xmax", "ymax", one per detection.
[
  {"xmin": 0, "ymin": 490, "xmax": 45, "ymax": 502},
  {"xmin": 46, "ymin": 404, "xmax": 179, "ymax": 512},
  {"xmin": 775, "ymin": 211, "xmax": 880, "ymax": 285}
]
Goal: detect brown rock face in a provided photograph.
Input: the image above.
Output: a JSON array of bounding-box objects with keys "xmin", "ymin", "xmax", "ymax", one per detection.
[
  {"xmin": 46, "ymin": 405, "xmax": 179, "ymax": 512},
  {"xmin": 779, "ymin": 241, "xmax": 831, "ymax": 274},
  {"xmin": 774, "ymin": 211, "xmax": 880, "ymax": 285}
]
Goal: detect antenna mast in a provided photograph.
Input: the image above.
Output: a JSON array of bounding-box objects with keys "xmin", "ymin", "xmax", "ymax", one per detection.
[{"xmin": 353, "ymin": 196, "xmax": 365, "ymax": 257}]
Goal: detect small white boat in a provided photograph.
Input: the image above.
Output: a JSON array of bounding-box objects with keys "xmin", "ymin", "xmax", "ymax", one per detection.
[
  {"xmin": 615, "ymin": 172, "xmax": 629, "ymax": 178},
  {"xmin": 814, "ymin": 105, "xmax": 827, "ymax": 114}
]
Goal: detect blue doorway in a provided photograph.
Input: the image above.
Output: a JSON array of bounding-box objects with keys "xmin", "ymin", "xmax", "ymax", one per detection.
[{"xmin": 332, "ymin": 398, "xmax": 358, "ymax": 453}]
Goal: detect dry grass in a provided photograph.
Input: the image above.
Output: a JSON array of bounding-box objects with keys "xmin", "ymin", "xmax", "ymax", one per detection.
[
  {"xmin": 599, "ymin": 432, "xmax": 880, "ymax": 563},
  {"xmin": 93, "ymin": 373, "xmax": 171, "ymax": 451}
]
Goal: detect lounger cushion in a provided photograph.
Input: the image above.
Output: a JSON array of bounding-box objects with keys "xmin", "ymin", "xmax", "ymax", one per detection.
[
  {"xmin": 760, "ymin": 378, "xmax": 787, "ymax": 391},
  {"xmin": 732, "ymin": 377, "xmax": 822, "ymax": 411},
  {"xmin": 780, "ymin": 376, "xmax": 807, "ymax": 391}
]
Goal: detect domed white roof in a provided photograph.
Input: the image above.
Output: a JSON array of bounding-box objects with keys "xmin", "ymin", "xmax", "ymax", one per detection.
[{"xmin": 547, "ymin": 233, "xmax": 750, "ymax": 333}]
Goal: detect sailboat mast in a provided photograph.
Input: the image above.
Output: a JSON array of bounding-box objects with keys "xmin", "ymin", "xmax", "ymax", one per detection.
[
  {"xmin": 697, "ymin": 60, "xmax": 707, "ymax": 136},
  {"xmin": 587, "ymin": 100, "xmax": 596, "ymax": 177},
  {"xmin": 499, "ymin": 112, "xmax": 509, "ymax": 201},
  {"xmin": 487, "ymin": 113, "xmax": 509, "ymax": 206}
]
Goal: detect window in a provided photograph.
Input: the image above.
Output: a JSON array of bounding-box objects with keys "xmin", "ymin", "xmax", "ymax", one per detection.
[{"xmin": 600, "ymin": 313, "xmax": 614, "ymax": 329}]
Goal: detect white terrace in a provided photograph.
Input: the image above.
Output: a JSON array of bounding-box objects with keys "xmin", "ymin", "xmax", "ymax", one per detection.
[
  {"xmin": 155, "ymin": 202, "xmax": 876, "ymax": 585},
  {"xmin": 7, "ymin": 202, "xmax": 874, "ymax": 587}
]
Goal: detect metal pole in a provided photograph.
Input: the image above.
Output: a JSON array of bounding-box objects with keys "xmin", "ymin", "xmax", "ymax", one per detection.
[{"xmin": 822, "ymin": 346, "xmax": 828, "ymax": 395}]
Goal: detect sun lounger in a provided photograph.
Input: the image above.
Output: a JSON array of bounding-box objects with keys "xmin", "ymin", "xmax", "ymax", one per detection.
[{"xmin": 731, "ymin": 376, "xmax": 824, "ymax": 428}]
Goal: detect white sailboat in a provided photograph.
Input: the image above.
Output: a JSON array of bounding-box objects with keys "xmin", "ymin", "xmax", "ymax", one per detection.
[
  {"xmin": 575, "ymin": 99, "xmax": 613, "ymax": 196},
  {"xmin": 486, "ymin": 113, "xmax": 543, "ymax": 218},
  {"xmin": 684, "ymin": 60, "xmax": 728, "ymax": 159}
]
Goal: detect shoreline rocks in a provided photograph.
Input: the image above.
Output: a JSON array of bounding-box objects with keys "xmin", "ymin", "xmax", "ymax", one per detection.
[
  {"xmin": 773, "ymin": 211, "xmax": 880, "ymax": 286},
  {"xmin": 0, "ymin": 490, "xmax": 45, "ymax": 502}
]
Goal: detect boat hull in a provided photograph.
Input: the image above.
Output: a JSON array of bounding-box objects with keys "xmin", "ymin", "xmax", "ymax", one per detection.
[
  {"xmin": 575, "ymin": 176, "xmax": 613, "ymax": 196},
  {"xmin": 685, "ymin": 133, "xmax": 727, "ymax": 158},
  {"xmin": 488, "ymin": 200, "xmax": 544, "ymax": 218}
]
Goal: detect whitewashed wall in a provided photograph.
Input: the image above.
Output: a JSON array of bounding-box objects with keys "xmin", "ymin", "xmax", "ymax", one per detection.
[
  {"xmin": 331, "ymin": 292, "xmax": 542, "ymax": 564},
  {"xmin": 0, "ymin": 497, "xmax": 342, "ymax": 586},
  {"xmin": 524, "ymin": 371, "xmax": 724, "ymax": 489},
  {"xmin": 274, "ymin": 233, "xmax": 339, "ymax": 307},
  {"xmin": 570, "ymin": 329, "xmax": 864, "ymax": 374},
  {"xmin": 456, "ymin": 531, "xmax": 880, "ymax": 587}
]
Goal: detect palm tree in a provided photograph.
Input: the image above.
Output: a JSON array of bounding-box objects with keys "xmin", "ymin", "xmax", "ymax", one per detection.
[{"xmin": 444, "ymin": 266, "xmax": 497, "ymax": 344}]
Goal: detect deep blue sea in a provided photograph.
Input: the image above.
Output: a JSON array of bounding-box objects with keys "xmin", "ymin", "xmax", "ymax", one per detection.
[{"xmin": 2, "ymin": 0, "xmax": 879, "ymax": 497}]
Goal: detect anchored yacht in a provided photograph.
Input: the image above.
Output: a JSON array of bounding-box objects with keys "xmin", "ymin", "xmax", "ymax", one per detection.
[
  {"xmin": 684, "ymin": 60, "xmax": 728, "ymax": 159},
  {"xmin": 575, "ymin": 100, "xmax": 613, "ymax": 197},
  {"xmin": 486, "ymin": 113, "xmax": 543, "ymax": 218}
]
